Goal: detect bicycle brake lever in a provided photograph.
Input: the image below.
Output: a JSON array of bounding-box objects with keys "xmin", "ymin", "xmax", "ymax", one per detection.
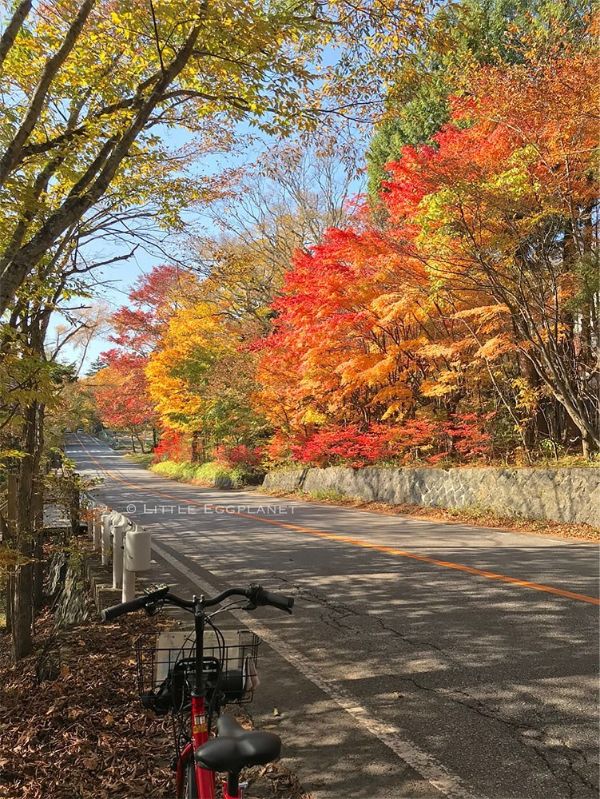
[
  {"xmin": 144, "ymin": 583, "xmax": 168, "ymax": 595},
  {"xmin": 244, "ymin": 601, "xmax": 257, "ymax": 611},
  {"xmin": 144, "ymin": 601, "xmax": 161, "ymax": 616}
]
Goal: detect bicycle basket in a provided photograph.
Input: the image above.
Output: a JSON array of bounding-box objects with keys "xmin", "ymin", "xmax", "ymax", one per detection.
[{"xmin": 136, "ymin": 629, "xmax": 260, "ymax": 713}]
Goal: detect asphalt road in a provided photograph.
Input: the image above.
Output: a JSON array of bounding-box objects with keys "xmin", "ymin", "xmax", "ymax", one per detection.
[{"xmin": 68, "ymin": 434, "xmax": 600, "ymax": 799}]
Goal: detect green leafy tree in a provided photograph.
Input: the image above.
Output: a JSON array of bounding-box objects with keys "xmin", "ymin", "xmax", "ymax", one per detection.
[
  {"xmin": 366, "ymin": 0, "xmax": 592, "ymax": 201},
  {"xmin": 0, "ymin": 0, "xmax": 428, "ymax": 317}
]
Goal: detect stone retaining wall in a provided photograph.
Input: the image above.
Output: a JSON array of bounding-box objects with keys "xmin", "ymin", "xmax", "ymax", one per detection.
[
  {"xmin": 48, "ymin": 551, "xmax": 90, "ymax": 627},
  {"xmin": 263, "ymin": 466, "xmax": 600, "ymax": 527}
]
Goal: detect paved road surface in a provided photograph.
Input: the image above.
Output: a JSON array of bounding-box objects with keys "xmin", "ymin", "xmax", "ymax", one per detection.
[{"xmin": 68, "ymin": 435, "xmax": 599, "ymax": 799}]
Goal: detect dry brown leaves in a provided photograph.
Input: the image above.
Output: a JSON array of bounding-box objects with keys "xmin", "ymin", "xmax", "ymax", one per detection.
[
  {"xmin": 0, "ymin": 610, "xmax": 173, "ymax": 799},
  {"xmin": 0, "ymin": 608, "xmax": 310, "ymax": 799},
  {"xmin": 243, "ymin": 763, "xmax": 310, "ymax": 799}
]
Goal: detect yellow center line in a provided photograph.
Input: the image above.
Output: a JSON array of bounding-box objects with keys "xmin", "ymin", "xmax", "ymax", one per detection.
[{"xmin": 78, "ymin": 438, "xmax": 600, "ymax": 607}]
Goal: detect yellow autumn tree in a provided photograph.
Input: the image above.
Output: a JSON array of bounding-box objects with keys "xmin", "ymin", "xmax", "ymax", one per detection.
[{"xmin": 146, "ymin": 294, "xmax": 264, "ymax": 462}]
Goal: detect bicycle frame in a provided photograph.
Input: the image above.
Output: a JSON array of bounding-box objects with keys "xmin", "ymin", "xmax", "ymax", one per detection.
[
  {"xmin": 174, "ymin": 599, "xmax": 243, "ymax": 799},
  {"xmin": 102, "ymin": 583, "xmax": 291, "ymax": 798},
  {"xmin": 175, "ymin": 693, "xmax": 217, "ymax": 798}
]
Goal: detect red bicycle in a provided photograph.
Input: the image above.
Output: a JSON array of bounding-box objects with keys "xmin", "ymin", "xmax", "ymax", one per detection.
[{"xmin": 101, "ymin": 584, "xmax": 294, "ymax": 798}]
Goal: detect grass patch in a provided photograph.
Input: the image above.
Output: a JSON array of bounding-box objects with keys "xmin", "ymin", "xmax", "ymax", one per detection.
[
  {"xmin": 151, "ymin": 459, "xmax": 248, "ymax": 488},
  {"xmin": 539, "ymin": 454, "xmax": 600, "ymax": 468},
  {"xmin": 124, "ymin": 452, "xmax": 154, "ymax": 468},
  {"xmin": 303, "ymin": 488, "xmax": 353, "ymax": 503}
]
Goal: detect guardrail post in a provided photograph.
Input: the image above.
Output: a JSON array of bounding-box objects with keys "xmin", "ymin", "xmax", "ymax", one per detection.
[
  {"xmin": 122, "ymin": 524, "xmax": 152, "ymax": 602},
  {"xmin": 111, "ymin": 514, "xmax": 129, "ymax": 590},
  {"xmin": 92, "ymin": 507, "xmax": 102, "ymax": 550},
  {"xmin": 122, "ymin": 563, "xmax": 136, "ymax": 603},
  {"xmin": 101, "ymin": 510, "xmax": 117, "ymax": 566}
]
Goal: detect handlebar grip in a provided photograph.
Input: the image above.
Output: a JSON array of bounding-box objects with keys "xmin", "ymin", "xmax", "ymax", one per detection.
[
  {"xmin": 258, "ymin": 588, "xmax": 294, "ymax": 614},
  {"xmin": 101, "ymin": 594, "xmax": 148, "ymax": 622},
  {"xmin": 100, "ymin": 586, "xmax": 170, "ymax": 622}
]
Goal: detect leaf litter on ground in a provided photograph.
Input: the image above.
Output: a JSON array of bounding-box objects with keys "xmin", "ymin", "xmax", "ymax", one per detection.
[{"xmin": 0, "ymin": 604, "xmax": 311, "ymax": 799}]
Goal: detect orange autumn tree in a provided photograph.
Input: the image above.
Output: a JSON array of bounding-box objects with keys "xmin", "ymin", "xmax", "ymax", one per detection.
[
  {"xmin": 255, "ymin": 226, "xmax": 490, "ymax": 466},
  {"xmin": 90, "ymin": 353, "xmax": 157, "ymax": 451},
  {"xmin": 405, "ymin": 47, "xmax": 599, "ymax": 455},
  {"xmin": 257, "ymin": 40, "xmax": 598, "ymax": 464},
  {"xmin": 105, "ymin": 265, "xmax": 199, "ymax": 457}
]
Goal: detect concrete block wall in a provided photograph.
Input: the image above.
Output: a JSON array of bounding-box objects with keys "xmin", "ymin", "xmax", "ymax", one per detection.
[{"xmin": 263, "ymin": 466, "xmax": 600, "ymax": 527}]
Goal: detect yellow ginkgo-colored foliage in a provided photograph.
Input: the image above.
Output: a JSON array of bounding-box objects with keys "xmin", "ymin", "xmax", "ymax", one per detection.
[{"xmin": 146, "ymin": 303, "xmax": 223, "ymax": 434}]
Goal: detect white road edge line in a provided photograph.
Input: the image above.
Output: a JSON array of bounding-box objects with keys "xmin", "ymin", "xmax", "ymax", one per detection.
[{"xmin": 152, "ymin": 540, "xmax": 482, "ymax": 799}]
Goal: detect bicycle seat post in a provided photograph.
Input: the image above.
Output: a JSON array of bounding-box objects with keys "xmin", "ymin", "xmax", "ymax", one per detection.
[{"xmin": 227, "ymin": 771, "xmax": 241, "ymax": 797}]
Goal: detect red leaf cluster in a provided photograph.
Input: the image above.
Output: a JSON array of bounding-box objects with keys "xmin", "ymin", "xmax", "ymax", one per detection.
[
  {"xmin": 92, "ymin": 351, "xmax": 156, "ymax": 432},
  {"xmin": 213, "ymin": 444, "xmax": 264, "ymax": 469},
  {"xmin": 152, "ymin": 428, "xmax": 188, "ymax": 463},
  {"xmin": 290, "ymin": 414, "xmax": 494, "ymax": 468}
]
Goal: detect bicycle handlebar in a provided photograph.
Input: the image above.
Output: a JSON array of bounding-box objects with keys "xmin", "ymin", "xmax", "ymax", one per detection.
[
  {"xmin": 100, "ymin": 583, "xmax": 294, "ymax": 622},
  {"xmin": 101, "ymin": 585, "xmax": 170, "ymax": 621},
  {"xmin": 254, "ymin": 587, "xmax": 294, "ymax": 614}
]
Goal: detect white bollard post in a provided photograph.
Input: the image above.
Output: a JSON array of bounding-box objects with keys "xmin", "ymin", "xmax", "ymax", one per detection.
[
  {"xmin": 122, "ymin": 525, "xmax": 152, "ymax": 602},
  {"xmin": 92, "ymin": 508, "xmax": 102, "ymax": 551},
  {"xmin": 101, "ymin": 511, "xmax": 117, "ymax": 566},
  {"xmin": 122, "ymin": 565, "xmax": 136, "ymax": 603},
  {"xmin": 111, "ymin": 514, "xmax": 129, "ymax": 590}
]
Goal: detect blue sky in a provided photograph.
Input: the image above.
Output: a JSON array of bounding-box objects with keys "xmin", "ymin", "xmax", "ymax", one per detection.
[
  {"xmin": 58, "ymin": 116, "xmax": 369, "ymax": 373},
  {"xmin": 56, "ymin": 124, "xmax": 257, "ymax": 371}
]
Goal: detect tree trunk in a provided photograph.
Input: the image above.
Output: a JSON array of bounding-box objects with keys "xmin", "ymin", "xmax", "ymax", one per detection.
[
  {"xmin": 11, "ymin": 563, "xmax": 33, "ymax": 660},
  {"xmin": 5, "ymin": 572, "xmax": 13, "ymax": 636},
  {"xmin": 191, "ymin": 431, "xmax": 201, "ymax": 463},
  {"xmin": 32, "ymin": 404, "xmax": 45, "ymax": 611},
  {"xmin": 32, "ymin": 468, "xmax": 44, "ymax": 611},
  {"xmin": 10, "ymin": 402, "xmax": 37, "ymax": 660},
  {"xmin": 4, "ymin": 469, "xmax": 17, "ymax": 635}
]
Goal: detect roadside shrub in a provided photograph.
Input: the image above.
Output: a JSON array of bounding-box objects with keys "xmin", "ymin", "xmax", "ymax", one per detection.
[
  {"xmin": 151, "ymin": 459, "xmax": 246, "ymax": 488},
  {"xmin": 213, "ymin": 444, "xmax": 263, "ymax": 470},
  {"xmin": 151, "ymin": 461, "xmax": 188, "ymax": 479},
  {"xmin": 153, "ymin": 428, "xmax": 188, "ymax": 463},
  {"xmin": 287, "ymin": 413, "xmax": 495, "ymax": 468},
  {"xmin": 194, "ymin": 461, "xmax": 246, "ymax": 488},
  {"xmin": 265, "ymin": 432, "xmax": 293, "ymax": 467}
]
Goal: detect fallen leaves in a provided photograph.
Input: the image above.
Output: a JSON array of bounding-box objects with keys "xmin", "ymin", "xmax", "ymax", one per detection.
[
  {"xmin": 0, "ymin": 608, "xmax": 173, "ymax": 799},
  {"xmin": 0, "ymin": 606, "xmax": 312, "ymax": 799}
]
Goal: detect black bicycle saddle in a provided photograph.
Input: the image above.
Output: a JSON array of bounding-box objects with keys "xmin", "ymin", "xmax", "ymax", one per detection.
[{"xmin": 194, "ymin": 713, "xmax": 281, "ymax": 773}]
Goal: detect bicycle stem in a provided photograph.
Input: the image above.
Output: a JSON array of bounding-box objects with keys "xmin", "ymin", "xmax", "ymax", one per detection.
[{"xmin": 193, "ymin": 597, "xmax": 205, "ymax": 698}]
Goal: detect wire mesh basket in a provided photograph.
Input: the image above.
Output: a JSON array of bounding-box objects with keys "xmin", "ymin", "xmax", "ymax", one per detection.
[{"xmin": 136, "ymin": 629, "xmax": 261, "ymax": 714}]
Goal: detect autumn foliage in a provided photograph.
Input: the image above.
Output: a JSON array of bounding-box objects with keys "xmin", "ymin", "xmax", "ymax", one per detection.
[
  {"xmin": 256, "ymin": 45, "xmax": 599, "ymax": 465},
  {"xmin": 90, "ymin": 352, "xmax": 156, "ymax": 450},
  {"xmin": 92, "ymin": 36, "xmax": 599, "ymax": 470}
]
